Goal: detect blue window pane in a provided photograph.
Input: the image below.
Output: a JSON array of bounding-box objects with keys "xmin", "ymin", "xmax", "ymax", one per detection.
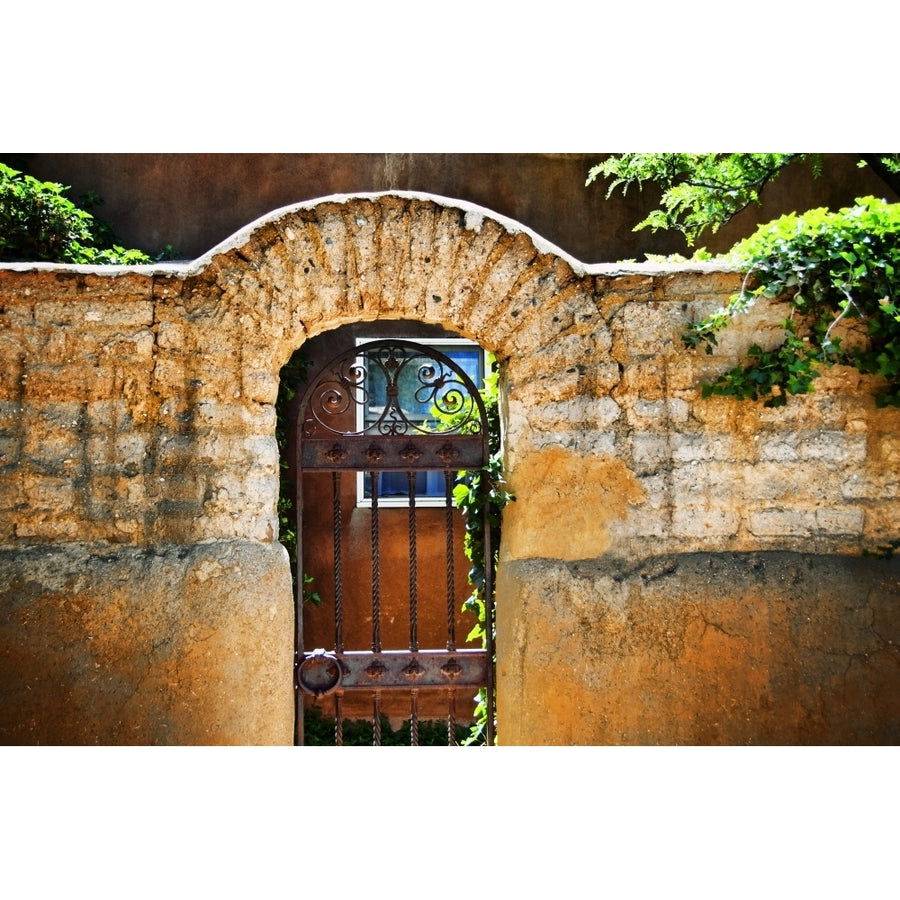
[{"xmin": 363, "ymin": 471, "xmax": 446, "ymax": 499}]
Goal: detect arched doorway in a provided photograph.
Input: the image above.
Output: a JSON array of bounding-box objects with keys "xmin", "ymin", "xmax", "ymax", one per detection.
[
  {"xmin": 289, "ymin": 324, "xmax": 496, "ymax": 745},
  {"xmin": 214, "ymin": 191, "xmax": 594, "ymax": 745}
]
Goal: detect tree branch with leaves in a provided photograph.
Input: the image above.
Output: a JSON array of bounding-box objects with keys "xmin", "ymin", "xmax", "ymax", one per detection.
[{"xmin": 589, "ymin": 154, "xmax": 900, "ymax": 408}]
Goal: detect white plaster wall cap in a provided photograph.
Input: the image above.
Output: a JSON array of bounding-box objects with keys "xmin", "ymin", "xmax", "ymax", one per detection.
[
  {"xmin": 193, "ymin": 191, "xmax": 742, "ymax": 277},
  {"xmin": 0, "ymin": 259, "xmax": 187, "ymax": 276},
  {"xmin": 0, "ymin": 190, "xmax": 742, "ymax": 278},
  {"xmin": 191, "ymin": 191, "xmax": 590, "ymax": 275},
  {"xmin": 0, "ymin": 256, "xmax": 740, "ymax": 278},
  {"xmin": 0, "ymin": 193, "xmax": 569, "ymax": 277}
]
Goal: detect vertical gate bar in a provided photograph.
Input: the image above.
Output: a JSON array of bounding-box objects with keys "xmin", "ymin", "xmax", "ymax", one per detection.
[
  {"xmin": 294, "ymin": 420, "xmax": 305, "ymax": 747},
  {"xmin": 447, "ymin": 688, "xmax": 457, "ymax": 746},
  {"xmin": 370, "ymin": 471, "xmax": 381, "ymax": 653},
  {"xmin": 335, "ymin": 692, "xmax": 344, "ymax": 746},
  {"xmin": 332, "ymin": 471, "xmax": 344, "ymax": 653},
  {"xmin": 373, "ymin": 690, "xmax": 382, "ymax": 746},
  {"xmin": 407, "ymin": 471, "xmax": 418, "ymax": 652},
  {"xmin": 410, "ymin": 690, "xmax": 419, "ymax": 747},
  {"xmin": 444, "ymin": 470, "xmax": 456, "ymax": 651},
  {"xmin": 483, "ymin": 502, "xmax": 495, "ymax": 746}
]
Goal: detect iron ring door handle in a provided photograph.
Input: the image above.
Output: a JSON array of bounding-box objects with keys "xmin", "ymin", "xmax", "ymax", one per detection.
[{"xmin": 297, "ymin": 649, "xmax": 344, "ymax": 697}]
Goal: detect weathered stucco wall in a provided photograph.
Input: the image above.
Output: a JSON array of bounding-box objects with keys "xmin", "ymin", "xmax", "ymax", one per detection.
[
  {"xmin": 1, "ymin": 192, "xmax": 898, "ymax": 744},
  {"xmin": 1, "ymin": 541, "xmax": 291, "ymax": 744}
]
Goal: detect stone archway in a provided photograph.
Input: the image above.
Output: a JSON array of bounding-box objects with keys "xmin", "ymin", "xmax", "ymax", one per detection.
[
  {"xmin": 187, "ymin": 188, "xmax": 613, "ymax": 566},
  {"xmin": 193, "ymin": 192, "xmax": 607, "ymax": 744},
  {"xmin": 191, "ymin": 191, "xmax": 599, "ymax": 383}
]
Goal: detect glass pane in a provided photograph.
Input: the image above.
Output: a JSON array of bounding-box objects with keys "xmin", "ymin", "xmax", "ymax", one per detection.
[{"xmin": 364, "ymin": 471, "xmax": 446, "ymax": 500}]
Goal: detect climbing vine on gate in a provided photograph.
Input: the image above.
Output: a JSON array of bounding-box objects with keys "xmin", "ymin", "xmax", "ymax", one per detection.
[
  {"xmin": 432, "ymin": 363, "xmax": 513, "ymax": 744},
  {"xmin": 276, "ymin": 347, "xmax": 320, "ymax": 605}
]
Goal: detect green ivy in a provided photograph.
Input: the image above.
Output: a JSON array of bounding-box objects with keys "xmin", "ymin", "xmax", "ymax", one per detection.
[
  {"xmin": 0, "ymin": 162, "xmax": 154, "ymax": 264},
  {"xmin": 275, "ymin": 346, "xmax": 321, "ymax": 604},
  {"xmin": 693, "ymin": 319, "xmax": 821, "ymax": 408},
  {"xmin": 684, "ymin": 197, "xmax": 900, "ymax": 408},
  {"xmin": 586, "ymin": 153, "xmax": 802, "ymax": 245},
  {"xmin": 303, "ymin": 707, "xmax": 471, "ymax": 746},
  {"xmin": 431, "ymin": 365, "xmax": 512, "ymax": 745}
]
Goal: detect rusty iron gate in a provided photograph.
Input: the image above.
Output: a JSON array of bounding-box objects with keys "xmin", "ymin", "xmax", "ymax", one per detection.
[{"xmin": 294, "ymin": 339, "xmax": 494, "ymax": 745}]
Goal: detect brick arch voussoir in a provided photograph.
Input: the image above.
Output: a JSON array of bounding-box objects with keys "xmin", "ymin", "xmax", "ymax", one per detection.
[{"xmin": 204, "ymin": 193, "xmax": 590, "ymax": 373}]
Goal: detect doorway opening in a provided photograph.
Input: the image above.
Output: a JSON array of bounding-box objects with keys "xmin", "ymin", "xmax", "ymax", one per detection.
[{"xmin": 281, "ymin": 322, "xmax": 504, "ymax": 746}]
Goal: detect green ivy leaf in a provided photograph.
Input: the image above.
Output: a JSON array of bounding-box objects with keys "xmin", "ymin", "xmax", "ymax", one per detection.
[{"xmin": 688, "ymin": 196, "xmax": 900, "ymax": 407}]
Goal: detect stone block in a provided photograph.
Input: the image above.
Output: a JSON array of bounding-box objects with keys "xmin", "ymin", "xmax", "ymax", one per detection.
[
  {"xmin": 748, "ymin": 508, "xmax": 817, "ymax": 537},
  {"xmin": 671, "ymin": 506, "xmax": 741, "ymax": 538},
  {"xmin": 814, "ymin": 507, "xmax": 865, "ymax": 536},
  {"xmin": 34, "ymin": 299, "xmax": 154, "ymax": 329}
]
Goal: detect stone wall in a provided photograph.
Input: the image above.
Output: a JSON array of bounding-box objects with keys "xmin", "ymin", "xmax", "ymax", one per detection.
[{"xmin": 1, "ymin": 192, "xmax": 898, "ymax": 744}]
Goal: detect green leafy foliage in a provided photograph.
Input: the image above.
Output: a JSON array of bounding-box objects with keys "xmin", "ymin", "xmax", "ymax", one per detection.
[
  {"xmin": 686, "ymin": 197, "xmax": 900, "ymax": 407},
  {"xmin": 303, "ymin": 707, "xmax": 472, "ymax": 746},
  {"xmin": 857, "ymin": 154, "xmax": 900, "ymax": 186},
  {"xmin": 431, "ymin": 365, "xmax": 512, "ymax": 744},
  {"xmin": 275, "ymin": 347, "xmax": 321, "ymax": 602},
  {"xmin": 696, "ymin": 319, "xmax": 821, "ymax": 408},
  {"xmin": 589, "ymin": 154, "xmax": 900, "ymax": 408},
  {"xmin": 0, "ymin": 162, "xmax": 153, "ymax": 264},
  {"xmin": 586, "ymin": 153, "xmax": 802, "ymax": 245}
]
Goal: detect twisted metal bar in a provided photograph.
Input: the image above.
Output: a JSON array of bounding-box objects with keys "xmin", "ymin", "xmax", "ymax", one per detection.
[
  {"xmin": 370, "ymin": 472, "xmax": 381, "ymax": 653},
  {"xmin": 444, "ymin": 470, "xmax": 456, "ymax": 652},
  {"xmin": 332, "ymin": 472, "xmax": 344, "ymax": 653},
  {"xmin": 410, "ymin": 689, "xmax": 419, "ymax": 747},
  {"xmin": 373, "ymin": 691, "xmax": 382, "ymax": 747},
  {"xmin": 335, "ymin": 692, "xmax": 344, "ymax": 746},
  {"xmin": 407, "ymin": 471, "xmax": 418, "ymax": 653},
  {"xmin": 447, "ymin": 688, "xmax": 457, "ymax": 746}
]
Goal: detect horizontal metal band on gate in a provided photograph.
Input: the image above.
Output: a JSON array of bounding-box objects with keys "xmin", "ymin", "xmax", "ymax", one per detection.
[
  {"xmin": 300, "ymin": 435, "xmax": 486, "ymax": 471},
  {"xmin": 325, "ymin": 649, "xmax": 490, "ymax": 690}
]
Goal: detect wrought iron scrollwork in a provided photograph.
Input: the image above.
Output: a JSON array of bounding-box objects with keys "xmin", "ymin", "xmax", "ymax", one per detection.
[{"xmin": 301, "ymin": 340, "xmax": 484, "ymax": 439}]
